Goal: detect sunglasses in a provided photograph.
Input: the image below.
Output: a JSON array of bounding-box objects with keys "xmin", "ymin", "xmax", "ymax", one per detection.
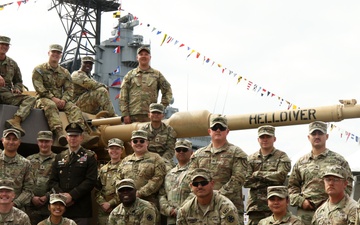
[
  {"xmin": 132, "ymin": 139, "xmax": 145, "ymax": 144},
  {"xmin": 192, "ymin": 180, "xmax": 209, "ymax": 187},
  {"xmin": 210, "ymin": 124, "xmax": 227, "ymax": 131},
  {"xmin": 175, "ymin": 148, "xmax": 189, "ymax": 153}
]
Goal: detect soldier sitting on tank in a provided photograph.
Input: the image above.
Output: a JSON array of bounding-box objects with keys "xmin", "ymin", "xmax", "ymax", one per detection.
[{"xmin": 71, "ymin": 56, "xmax": 116, "ymax": 117}]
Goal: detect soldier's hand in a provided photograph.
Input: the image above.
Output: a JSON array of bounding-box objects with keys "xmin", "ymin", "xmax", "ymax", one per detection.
[
  {"xmin": 101, "ymin": 202, "xmax": 111, "ymax": 212},
  {"xmin": 62, "ymin": 193, "xmax": 73, "ymax": 204},
  {"xmin": 302, "ymin": 199, "xmax": 315, "ymax": 210},
  {"xmin": 0, "ymin": 76, "xmax": 5, "ymax": 87},
  {"xmin": 170, "ymin": 208, "xmax": 177, "ymax": 217},
  {"xmin": 123, "ymin": 116, "xmax": 131, "ymax": 124},
  {"xmin": 32, "ymin": 196, "xmax": 44, "ymax": 207},
  {"xmin": 58, "ymin": 100, "xmax": 66, "ymax": 110}
]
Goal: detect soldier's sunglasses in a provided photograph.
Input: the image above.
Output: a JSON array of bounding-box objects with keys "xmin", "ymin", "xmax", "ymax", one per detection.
[
  {"xmin": 175, "ymin": 148, "xmax": 189, "ymax": 153},
  {"xmin": 210, "ymin": 124, "xmax": 226, "ymax": 131},
  {"xmin": 192, "ymin": 180, "xmax": 209, "ymax": 187},
  {"xmin": 132, "ymin": 139, "xmax": 145, "ymax": 144}
]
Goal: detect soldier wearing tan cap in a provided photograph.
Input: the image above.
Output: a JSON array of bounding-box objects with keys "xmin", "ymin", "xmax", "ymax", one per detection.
[
  {"xmin": 245, "ymin": 125, "xmax": 291, "ymax": 225},
  {"xmin": 288, "ymin": 121, "xmax": 353, "ymax": 225},
  {"xmin": 96, "ymin": 138, "xmax": 125, "ymax": 225},
  {"xmin": 119, "ymin": 45, "xmax": 172, "ymax": 124},
  {"xmin": 25, "ymin": 130, "xmax": 57, "ymax": 225},
  {"xmin": 38, "ymin": 194, "xmax": 76, "ymax": 225},
  {"xmin": 71, "ymin": 56, "xmax": 116, "ymax": 118}
]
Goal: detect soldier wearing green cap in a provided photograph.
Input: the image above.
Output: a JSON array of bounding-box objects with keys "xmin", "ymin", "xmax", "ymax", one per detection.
[
  {"xmin": 95, "ymin": 138, "xmax": 125, "ymax": 225},
  {"xmin": 188, "ymin": 115, "xmax": 248, "ymax": 223},
  {"xmin": 140, "ymin": 103, "xmax": 177, "ymax": 170},
  {"xmin": 71, "ymin": 56, "xmax": 116, "ymax": 118},
  {"xmin": 288, "ymin": 121, "xmax": 353, "ymax": 225},
  {"xmin": 119, "ymin": 45, "xmax": 172, "ymax": 124},
  {"xmin": 32, "ymin": 44, "xmax": 99, "ymax": 148},
  {"xmin": 25, "ymin": 130, "xmax": 57, "ymax": 225},
  {"xmin": 0, "ymin": 35, "xmax": 36, "ymax": 136},
  {"xmin": 245, "ymin": 125, "xmax": 291, "ymax": 225}
]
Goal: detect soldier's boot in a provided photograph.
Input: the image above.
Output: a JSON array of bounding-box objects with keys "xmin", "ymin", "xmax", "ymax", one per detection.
[
  {"xmin": 5, "ymin": 116, "xmax": 25, "ymax": 136},
  {"xmin": 54, "ymin": 128, "xmax": 68, "ymax": 146},
  {"xmin": 81, "ymin": 133, "xmax": 99, "ymax": 149}
]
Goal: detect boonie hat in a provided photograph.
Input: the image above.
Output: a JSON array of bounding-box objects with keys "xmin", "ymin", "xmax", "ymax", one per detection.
[
  {"xmin": 323, "ymin": 165, "xmax": 347, "ymax": 179},
  {"xmin": 175, "ymin": 139, "xmax": 192, "ymax": 149},
  {"xmin": 191, "ymin": 168, "xmax": 213, "ymax": 182},
  {"xmin": 37, "ymin": 131, "xmax": 53, "ymax": 141},
  {"xmin": 3, "ymin": 128, "xmax": 21, "ymax": 139},
  {"xmin": 49, "ymin": 44, "xmax": 63, "ymax": 53},
  {"xmin": 258, "ymin": 125, "xmax": 275, "ymax": 137},
  {"xmin": 116, "ymin": 178, "xmax": 136, "ymax": 191},
  {"xmin": 108, "ymin": 138, "xmax": 124, "ymax": 148},
  {"xmin": 49, "ymin": 193, "xmax": 67, "ymax": 206},
  {"xmin": 149, "ymin": 103, "xmax": 164, "ymax": 113},
  {"xmin": 137, "ymin": 46, "xmax": 151, "ymax": 54},
  {"xmin": 309, "ymin": 121, "xmax": 327, "ymax": 134},
  {"xmin": 81, "ymin": 56, "xmax": 94, "ymax": 64},
  {"xmin": 0, "ymin": 36, "xmax": 11, "ymax": 45},
  {"xmin": 65, "ymin": 123, "xmax": 84, "ymax": 135},
  {"xmin": 267, "ymin": 186, "xmax": 288, "ymax": 199},
  {"xmin": 131, "ymin": 130, "xmax": 148, "ymax": 140},
  {"xmin": 0, "ymin": 179, "xmax": 14, "ymax": 191},
  {"xmin": 210, "ymin": 115, "xmax": 228, "ymax": 128}
]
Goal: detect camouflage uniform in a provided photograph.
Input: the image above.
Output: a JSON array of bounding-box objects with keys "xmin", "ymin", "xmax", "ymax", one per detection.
[
  {"xmin": 25, "ymin": 152, "xmax": 56, "ymax": 224},
  {"xmin": 32, "ymin": 62, "xmax": 86, "ymax": 131},
  {"xmin": 71, "ymin": 69, "xmax": 116, "ymax": 117},
  {"xmin": 119, "ymin": 67, "xmax": 172, "ymax": 121},
  {"xmin": 245, "ymin": 148, "xmax": 291, "ymax": 225},
  {"xmin": 258, "ymin": 212, "xmax": 304, "ymax": 225},
  {"xmin": 0, "ymin": 151, "xmax": 34, "ymax": 209},
  {"xmin": 176, "ymin": 191, "xmax": 240, "ymax": 225},
  {"xmin": 312, "ymin": 194, "xmax": 357, "ymax": 225},
  {"xmin": 0, "ymin": 207, "xmax": 31, "ymax": 225},
  {"xmin": 188, "ymin": 141, "xmax": 248, "ymax": 223},
  {"xmin": 38, "ymin": 217, "xmax": 77, "ymax": 225},
  {"xmin": 288, "ymin": 149, "xmax": 353, "ymax": 225},
  {"xmin": 108, "ymin": 197, "xmax": 157, "ymax": 225},
  {"xmin": 0, "ymin": 55, "xmax": 36, "ymax": 121}
]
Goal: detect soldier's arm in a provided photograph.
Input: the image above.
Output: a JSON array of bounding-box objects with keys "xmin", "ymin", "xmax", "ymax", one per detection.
[
  {"xmin": 32, "ymin": 67, "xmax": 55, "ymax": 99},
  {"xmin": 219, "ymin": 201, "xmax": 240, "ymax": 225},
  {"xmin": 288, "ymin": 162, "xmax": 306, "ymax": 207},
  {"xmin": 140, "ymin": 204, "xmax": 157, "ymax": 225},
  {"xmin": 176, "ymin": 206, "xmax": 187, "ymax": 225},
  {"xmin": 13, "ymin": 161, "xmax": 34, "ymax": 208},
  {"xmin": 343, "ymin": 159, "xmax": 354, "ymax": 196},
  {"xmin": 94, "ymin": 173, "xmax": 106, "ymax": 205},
  {"xmin": 119, "ymin": 73, "xmax": 131, "ymax": 116},
  {"xmin": 61, "ymin": 70, "xmax": 74, "ymax": 103},
  {"xmin": 161, "ymin": 127, "xmax": 177, "ymax": 161},
  {"xmin": 12, "ymin": 61, "xmax": 23, "ymax": 91},
  {"xmin": 158, "ymin": 72, "xmax": 172, "ymax": 107},
  {"xmin": 159, "ymin": 185, "xmax": 173, "ymax": 217},
  {"xmin": 47, "ymin": 157, "xmax": 63, "ymax": 193},
  {"xmin": 71, "ymin": 71, "xmax": 105, "ymax": 90},
  {"xmin": 137, "ymin": 156, "xmax": 166, "ymax": 197},
  {"xmin": 244, "ymin": 154, "xmax": 259, "ymax": 188}
]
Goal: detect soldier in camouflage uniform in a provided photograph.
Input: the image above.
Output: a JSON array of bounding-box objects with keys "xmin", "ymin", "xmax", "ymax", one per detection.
[
  {"xmin": 108, "ymin": 179, "xmax": 157, "ymax": 225},
  {"xmin": 38, "ymin": 193, "xmax": 77, "ymax": 225},
  {"xmin": 0, "ymin": 35, "xmax": 36, "ymax": 136},
  {"xmin": 119, "ymin": 46, "xmax": 172, "ymax": 124},
  {"xmin": 159, "ymin": 139, "xmax": 193, "ymax": 225},
  {"xmin": 96, "ymin": 138, "xmax": 125, "ymax": 225},
  {"xmin": 25, "ymin": 131, "xmax": 56, "ymax": 225},
  {"xmin": 140, "ymin": 103, "xmax": 177, "ymax": 170},
  {"xmin": 116, "ymin": 130, "xmax": 166, "ymax": 209},
  {"xmin": 0, "ymin": 179, "xmax": 31, "ymax": 224},
  {"xmin": 312, "ymin": 165, "xmax": 357, "ymax": 225},
  {"xmin": 0, "ymin": 128, "xmax": 34, "ymax": 211},
  {"xmin": 32, "ymin": 44, "xmax": 99, "ymax": 147},
  {"xmin": 288, "ymin": 121, "xmax": 353, "ymax": 225},
  {"xmin": 258, "ymin": 186, "xmax": 304, "ymax": 225},
  {"xmin": 245, "ymin": 125, "xmax": 291, "ymax": 225},
  {"xmin": 188, "ymin": 115, "xmax": 248, "ymax": 223},
  {"xmin": 71, "ymin": 56, "xmax": 116, "ymax": 117},
  {"xmin": 177, "ymin": 168, "xmax": 240, "ymax": 225}
]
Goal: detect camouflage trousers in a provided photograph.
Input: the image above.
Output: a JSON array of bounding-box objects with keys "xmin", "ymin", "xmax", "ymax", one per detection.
[
  {"xmin": 35, "ymin": 98, "xmax": 86, "ymax": 131},
  {"xmin": 247, "ymin": 211, "xmax": 272, "ymax": 225},
  {"xmin": 0, "ymin": 87, "xmax": 35, "ymax": 120},
  {"xmin": 130, "ymin": 114, "xmax": 150, "ymax": 123},
  {"xmin": 296, "ymin": 208, "xmax": 315, "ymax": 225},
  {"xmin": 74, "ymin": 87, "xmax": 116, "ymax": 117},
  {"xmin": 97, "ymin": 207, "xmax": 110, "ymax": 225},
  {"xmin": 25, "ymin": 205, "xmax": 50, "ymax": 225}
]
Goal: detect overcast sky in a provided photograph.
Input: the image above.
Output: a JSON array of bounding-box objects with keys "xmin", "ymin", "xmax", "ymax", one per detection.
[{"xmin": 2, "ymin": 0, "xmax": 360, "ymax": 170}]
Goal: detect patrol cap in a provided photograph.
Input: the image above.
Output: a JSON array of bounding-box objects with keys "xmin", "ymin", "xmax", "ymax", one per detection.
[
  {"xmin": 65, "ymin": 123, "xmax": 84, "ymax": 135},
  {"xmin": 309, "ymin": 121, "xmax": 327, "ymax": 134},
  {"xmin": 149, "ymin": 103, "xmax": 164, "ymax": 113},
  {"xmin": 0, "ymin": 179, "xmax": 14, "ymax": 191},
  {"xmin": 108, "ymin": 138, "xmax": 124, "ymax": 148},
  {"xmin": 175, "ymin": 139, "xmax": 192, "ymax": 149},
  {"xmin": 0, "ymin": 36, "xmax": 10, "ymax": 45},
  {"xmin": 323, "ymin": 165, "xmax": 347, "ymax": 179},
  {"xmin": 267, "ymin": 186, "xmax": 288, "ymax": 199},
  {"xmin": 210, "ymin": 115, "xmax": 228, "ymax": 128},
  {"xmin": 37, "ymin": 131, "xmax": 53, "ymax": 141},
  {"xmin": 3, "ymin": 128, "xmax": 21, "ymax": 139},
  {"xmin": 137, "ymin": 46, "xmax": 151, "ymax": 54},
  {"xmin": 81, "ymin": 56, "xmax": 94, "ymax": 64},
  {"xmin": 116, "ymin": 178, "xmax": 136, "ymax": 191},
  {"xmin": 49, "ymin": 44, "xmax": 63, "ymax": 53},
  {"xmin": 191, "ymin": 168, "xmax": 213, "ymax": 182},
  {"xmin": 49, "ymin": 193, "xmax": 67, "ymax": 206},
  {"xmin": 131, "ymin": 130, "xmax": 148, "ymax": 140},
  {"xmin": 258, "ymin": 125, "xmax": 275, "ymax": 137}
]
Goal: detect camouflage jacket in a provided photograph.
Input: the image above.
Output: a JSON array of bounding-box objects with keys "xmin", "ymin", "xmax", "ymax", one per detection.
[
  {"xmin": 119, "ymin": 67, "xmax": 172, "ymax": 116},
  {"xmin": 258, "ymin": 212, "xmax": 304, "ymax": 225},
  {"xmin": 312, "ymin": 195, "xmax": 357, "ymax": 225},
  {"xmin": 0, "ymin": 56, "xmax": 23, "ymax": 91},
  {"xmin": 0, "ymin": 152, "xmax": 34, "ymax": 208},
  {"xmin": 0, "ymin": 207, "xmax": 31, "ymax": 225},
  {"xmin": 177, "ymin": 191, "xmax": 240, "ymax": 225},
  {"xmin": 38, "ymin": 216, "xmax": 77, "ymax": 225},
  {"xmin": 288, "ymin": 149, "xmax": 353, "ymax": 209},
  {"xmin": 32, "ymin": 62, "xmax": 73, "ymax": 102},
  {"xmin": 245, "ymin": 148, "xmax": 291, "ymax": 213},
  {"xmin": 140, "ymin": 122, "xmax": 177, "ymax": 161},
  {"xmin": 71, "ymin": 70, "xmax": 106, "ymax": 101}
]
